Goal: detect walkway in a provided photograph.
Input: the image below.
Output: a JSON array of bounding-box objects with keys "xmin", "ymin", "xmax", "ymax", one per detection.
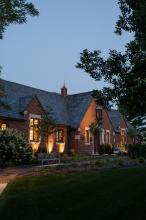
[{"xmin": 0, "ymin": 166, "xmax": 38, "ymax": 195}]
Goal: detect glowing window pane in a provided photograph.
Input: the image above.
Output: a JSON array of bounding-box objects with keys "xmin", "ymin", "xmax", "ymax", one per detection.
[
  {"xmin": 56, "ymin": 130, "xmax": 63, "ymax": 143},
  {"xmin": 85, "ymin": 130, "xmax": 90, "ymax": 143},
  {"xmin": 1, "ymin": 124, "xmax": 7, "ymax": 130},
  {"xmin": 121, "ymin": 130, "xmax": 125, "ymax": 145},
  {"xmin": 29, "ymin": 118, "xmax": 40, "ymax": 142}
]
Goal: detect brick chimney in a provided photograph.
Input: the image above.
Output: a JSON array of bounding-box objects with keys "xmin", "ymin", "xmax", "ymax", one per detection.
[{"xmin": 61, "ymin": 82, "xmax": 67, "ymax": 97}]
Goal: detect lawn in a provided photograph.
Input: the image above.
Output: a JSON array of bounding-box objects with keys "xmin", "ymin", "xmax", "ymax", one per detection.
[{"xmin": 0, "ymin": 168, "xmax": 146, "ymax": 220}]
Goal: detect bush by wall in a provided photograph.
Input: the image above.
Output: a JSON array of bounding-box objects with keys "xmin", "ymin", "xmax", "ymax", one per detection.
[
  {"xmin": 0, "ymin": 129, "xmax": 32, "ymax": 167},
  {"xmin": 98, "ymin": 144, "xmax": 113, "ymax": 155}
]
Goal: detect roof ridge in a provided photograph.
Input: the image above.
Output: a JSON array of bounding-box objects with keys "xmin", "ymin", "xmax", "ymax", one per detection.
[
  {"xmin": 2, "ymin": 79, "xmax": 60, "ymax": 96},
  {"xmin": 67, "ymin": 91, "xmax": 92, "ymax": 97}
]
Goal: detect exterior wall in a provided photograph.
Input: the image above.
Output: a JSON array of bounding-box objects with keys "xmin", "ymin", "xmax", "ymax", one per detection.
[
  {"xmin": 77, "ymin": 101, "xmax": 97, "ymax": 155},
  {"xmin": 0, "ymin": 96, "xmax": 68, "ymax": 154},
  {"xmin": 0, "ymin": 119, "xmax": 26, "ymax": 134},
  {"xmin": 47, "ymin": 125, "xmax": 68, "ymax": 154},
  {"xmin": 69, "ymin": 105, "xmax": 134, "ymax": 155},
  {"xmin": 0, "ymin": 95, "xmax": 134, "ymax": 155},
  {"xmin": 115, "ymin": 118, "xmax": 133, "ymax": 145},
  {"xmin": 25, "ymin": 96, "xmax": 68, "ymax": 153},
  {"xmin": 25, "ymin": 96, "xmax": 45, "ymax": 151},
  {"xmin": 102, "ymin": 110, "xmax": 115, "ymax": 144}
]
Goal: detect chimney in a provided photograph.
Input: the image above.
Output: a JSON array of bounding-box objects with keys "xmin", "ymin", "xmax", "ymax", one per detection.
[{"xmin": 61, "ymin": 82, "xmax": 67, "ymax": 97}]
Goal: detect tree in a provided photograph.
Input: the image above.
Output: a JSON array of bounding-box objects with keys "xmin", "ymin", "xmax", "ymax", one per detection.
[
  {"xmin": 0, "ymin": 0, "xmax": 39, "ymax": 39},
  {"xmin": 127, "ymin": 127, "xmax": 137, "ymax": 143},
  {"xmin": 0, "ymin": 0, "xmax": 39, "ymax": 107},
  {"xmin": 41, "ymin": 107, "xmax": 56, "ymax": 136},
  {"xmin": 76, "ymin": 0, "xmax": 146, "ymax": 134}
]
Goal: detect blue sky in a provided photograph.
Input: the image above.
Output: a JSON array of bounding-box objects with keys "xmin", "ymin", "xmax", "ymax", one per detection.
[{"xmin": 0, "ymin": 0, "xmax": 132, "ymax": 94}]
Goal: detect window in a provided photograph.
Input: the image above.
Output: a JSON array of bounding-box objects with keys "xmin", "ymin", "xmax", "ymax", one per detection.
[
  {"xmin": 106, "ymin": 130, "xmax": 110, "ymax": 144},
  {"xmin": 85, "ymin": 128, "xmax": 90, "ymax": 144},
  {"xmin": 121, "ymin": 129, "xmax": 125, "ymax": 145},
  {"xmin": 56, "ymin": 130, "xmax": 64, "ymax": 143},
  {"xmin": 1, "ymin": 123, "xmax": 7, "ymax": 130},
  {"xmin": 29, "ymin": 118, "xmax": 40, "ymax": 142}
]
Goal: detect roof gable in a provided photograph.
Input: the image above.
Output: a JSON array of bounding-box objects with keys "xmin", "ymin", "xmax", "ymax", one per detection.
[
  {"xmin": 107, "ymin": 109, "xmax": 132, "ymax": 131},
  {"xmin": 19, "ymin": 96, "xmax": 34, "ymax": 113},
  {"xmin": 0, "ymin": 80, "xmax": 93, "ymax": 127},
  {"xmin": 66, "ymin": 92, "xmax": 93, "ymax": 128}
]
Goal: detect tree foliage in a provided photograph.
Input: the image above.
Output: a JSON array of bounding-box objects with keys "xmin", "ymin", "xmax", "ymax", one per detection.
[
  {"xmin": 76, "ymin": 0, "xmax": 146, "ymax": 133},
  {"xmin": 0, "ymin": 0, "xmax": 39, "ymax": 39},
  {"xmin": 0, "ymin": 129, "xmax": 32, "ymax": 167},
  {"xmin": 0, "ymin": 0, "xmax": 39, "ymax": 108},
  {"xmin": 41, "ymin": 107, "xmax": 56, "ymax": 135},
  {"xmin": 90, "ymin": 119, "xmax": 102, "ymax": 135}
]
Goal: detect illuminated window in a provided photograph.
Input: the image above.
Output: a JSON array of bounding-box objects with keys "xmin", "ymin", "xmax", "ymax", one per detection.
[
  {"xmin": 56, "ymin": 130, "xmax": 64, "ymax": 143},
  {"xmin": 106, "ymin": 130, "xmax": 110, "ymax": 144},
  {"xmin": 29, "ymin": 118, "xmax": 40, "ymax": 142},
  {"xmin": 121, "ymin": 129, "xmax": 125, "ymax": 145},
  {"xmin": 1, "ymin": 123, "xmax": 7, "ymax": 130},
  {"xmin": 85, "ymin": 128, "xmax": 90, "ymax": 144}
]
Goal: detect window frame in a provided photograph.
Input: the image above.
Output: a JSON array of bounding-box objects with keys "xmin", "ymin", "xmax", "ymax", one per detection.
[
  {"xmin": 1, "ymin": 123, "xmax": 7, "ymax": 130},
  {"xmin": 55, "ymin": 129, "xmax": 64, "ymax": 143},
  {"xmin": 106, "ymin": 130, "xmax": 110, "ymax": 144},
  {"xmin": 85, "ymin": 128, "xmax": 91, "ymax": 145},
  {"xmin": 29, "ymin": 118, "xmax": 40, "ymax": 143},
  {"xmin": 121, "ymin": 128, "xmax": 126, "ymax": 145}
]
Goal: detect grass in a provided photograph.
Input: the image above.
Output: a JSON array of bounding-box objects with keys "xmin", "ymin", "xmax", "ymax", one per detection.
[{"xmin": 0, "ymin": 167, "xmax": 146, "ymax": 220}]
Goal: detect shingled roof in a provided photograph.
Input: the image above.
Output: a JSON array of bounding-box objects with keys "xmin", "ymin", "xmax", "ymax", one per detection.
[
  {"xmin": 0, "ymin": 80, "xmax": 130, "ymax": 129},
  {"xmin": 0, "ymin": 80, "xmax": 93, "ymax": 127},
  {"xmin": 66, "ymin": 92, "xmax": 93, "ymax": 128},
  {"xmin": 107, "ymin": 109, "xmax": 132, "ymax": 132}
]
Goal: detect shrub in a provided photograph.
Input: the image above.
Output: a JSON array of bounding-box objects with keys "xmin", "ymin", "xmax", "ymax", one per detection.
[
  {"xmin": 128, "ymin": 144, "xmax": 146, "ymax": 159},
  {"xmin": 95, "ymin": 159, "xmax": 104, "ymax": 167},
  {"xmin": 98, "ymin": 144, "xmax": 105, "ymax": 155},
  {"xmin": 98, "ymin": 144, "xmax": 113, "ymax": 155},
  {"xmin": 0, "ymin": 129, "xmax": 32, "ymax": 167},
  {"xmin": 105, "ymin": 144, "xmax": 113, "ymax": 155},
  {"xmin": 138, "ymin": 157, "xmax": 145, "ymax": 164},
  {"xmin": 117, "ymin": 158, "xmax": 125, "ymax": 166}
]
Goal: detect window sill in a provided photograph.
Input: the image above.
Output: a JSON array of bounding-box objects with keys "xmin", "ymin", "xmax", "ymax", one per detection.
[
  {"xmin": 30, "ymin": 140, "xmax": 40, "ymax": 144},
  {"xmin": 85, "ymin": 142, "xmax": 91, "ymax": 146}
]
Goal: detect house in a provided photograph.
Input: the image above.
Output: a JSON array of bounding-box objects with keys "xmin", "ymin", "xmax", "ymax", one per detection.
[{"xmin": 0, "ymin": 80, "xmax": 133, "ymax": 155}]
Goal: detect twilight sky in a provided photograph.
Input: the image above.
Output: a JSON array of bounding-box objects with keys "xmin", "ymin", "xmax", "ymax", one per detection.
[{"xmin": 0, "ymin": 0, "xmax": 132, "ymax": 94}]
